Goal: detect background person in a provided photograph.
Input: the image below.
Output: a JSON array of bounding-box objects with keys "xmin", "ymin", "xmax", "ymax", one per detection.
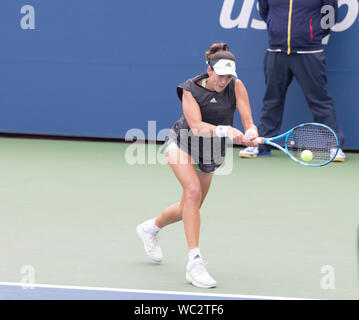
[{"xmin": 240, "ymin": 0, "xmax": 345, "ymax": 162}]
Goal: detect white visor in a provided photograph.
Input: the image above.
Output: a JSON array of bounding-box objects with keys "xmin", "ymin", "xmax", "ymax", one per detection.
[{"xmin": 211, "ymin": 59, "xmax": 237, "ymax": 77}]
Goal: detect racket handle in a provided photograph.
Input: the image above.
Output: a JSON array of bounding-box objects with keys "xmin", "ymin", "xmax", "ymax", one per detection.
[{"xmin": 256, "ymin": 137, "xmax": 264, "ymax": 144}]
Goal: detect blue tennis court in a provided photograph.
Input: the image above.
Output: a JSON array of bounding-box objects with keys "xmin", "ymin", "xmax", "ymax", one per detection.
[{"xmin": 0, "ymin": 282, "xmax": 303, "ymax": 300}]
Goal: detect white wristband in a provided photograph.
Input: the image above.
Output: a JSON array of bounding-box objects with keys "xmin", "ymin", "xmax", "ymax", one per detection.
[
  {"xmin": 216, "ymin": 125, "xmax": 231, "ymax": 138},
  {"xmin": 245, "ymin": 128, "xmax": 257, "ymax": 140}
]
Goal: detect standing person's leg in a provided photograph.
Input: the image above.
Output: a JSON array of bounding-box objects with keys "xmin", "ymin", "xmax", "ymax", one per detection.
[
  {"xmin": 290, "ymin": 52, "xmax": 345, "ymax": 150},
  {"xmin": 258, "ymin": 51, "xmax": 294, "ymax": 153}
]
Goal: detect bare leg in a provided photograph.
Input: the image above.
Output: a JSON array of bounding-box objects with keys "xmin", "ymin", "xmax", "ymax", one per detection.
[
  {"xmin": 155, "ymin": 170, "xmax": 213, "ymax": 227},
  {"xmin": 155, "ymin": 146, "xmax": 213, "ymax": 250},
  {"xmin": 154, "ymin": 194, "xmax": 184, "ymax": 228}
]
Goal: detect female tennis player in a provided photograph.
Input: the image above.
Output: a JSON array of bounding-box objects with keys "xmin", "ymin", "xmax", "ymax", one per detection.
[{"xmin": 137, "ymin": 43, "xmax": 258, "ymax": 288}]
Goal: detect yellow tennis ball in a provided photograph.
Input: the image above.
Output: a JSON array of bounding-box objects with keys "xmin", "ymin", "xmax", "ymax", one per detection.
[{"xmin": 301, "ymin": 150, "xmax": 313, "ymax": 162}]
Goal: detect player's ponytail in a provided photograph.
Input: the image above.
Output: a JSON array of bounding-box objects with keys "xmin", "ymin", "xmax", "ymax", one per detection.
[{"xmin": 205, "ymin": 43, "xmax": 236, "ymax": 64}]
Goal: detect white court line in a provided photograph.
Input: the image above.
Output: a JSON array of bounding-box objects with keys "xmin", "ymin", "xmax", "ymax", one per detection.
[{"xmin": 0, "ymin": 281, "xmax": 314, "ymax": 300}]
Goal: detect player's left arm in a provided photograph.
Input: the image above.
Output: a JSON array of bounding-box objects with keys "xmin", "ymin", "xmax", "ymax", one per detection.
[{"xmin": 234, "ymin": 78, "xmax": 258, "ymax": 144}]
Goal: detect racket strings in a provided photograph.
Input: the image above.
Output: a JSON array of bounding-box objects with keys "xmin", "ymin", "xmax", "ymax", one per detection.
[{"xmin": 286, "ymin": 125, "xmax": 338, "ymax": 164}]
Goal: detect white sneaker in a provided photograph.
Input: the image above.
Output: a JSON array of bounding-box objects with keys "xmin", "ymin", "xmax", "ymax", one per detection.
[
  {"xmin": 330, "ymin": 148, "xmax": 346, "ymax": 162},
  {"xmin": 136, "ymin": 221, "xmax": 163, "ymax": 263},
  {"xmin": 186, "ymin": 257, "xmax": 216, "ymax": 288},
  {"xmin": 239, "ymin": 146, "xmax": 271, "ymax": 158}
]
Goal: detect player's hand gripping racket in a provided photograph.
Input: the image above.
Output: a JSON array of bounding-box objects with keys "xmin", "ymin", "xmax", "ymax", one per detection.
[{"xmin": 256, "ymin": 123, "xmax": 339, "ymax": 166}]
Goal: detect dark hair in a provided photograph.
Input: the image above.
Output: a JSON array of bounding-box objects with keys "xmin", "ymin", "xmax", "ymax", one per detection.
[{"xmin": 205, "ymin": 43, "xmax": 236, "ymax": 64}]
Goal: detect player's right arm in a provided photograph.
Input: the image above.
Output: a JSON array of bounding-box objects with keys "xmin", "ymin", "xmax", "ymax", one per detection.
[
  {"xmin": 182, "ymin": 89, "xmax": 215, "ymax": 138},
  {"xmin": 182, "ymin": 89, "xmax": 245, "ymax": 145}
]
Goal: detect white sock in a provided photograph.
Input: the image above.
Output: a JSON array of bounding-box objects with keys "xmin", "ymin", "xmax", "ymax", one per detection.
[
  {"xmin": 188, "ymin": 248, "xmax": 201, "ymax": 261},
  {"xmin": 143, "ymin": 218, "xmax": 161, "ymax": 234}
]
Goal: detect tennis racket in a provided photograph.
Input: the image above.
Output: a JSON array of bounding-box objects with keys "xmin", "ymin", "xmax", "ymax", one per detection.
[{"xmin": 256, "ymin": 123, "xmax": 339, "ymax": 167}]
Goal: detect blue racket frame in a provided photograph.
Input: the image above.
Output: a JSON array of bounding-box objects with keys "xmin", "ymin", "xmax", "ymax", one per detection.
[{"xmin": 258, "ymin": 123, "xmax": 339, "ymax": 167}]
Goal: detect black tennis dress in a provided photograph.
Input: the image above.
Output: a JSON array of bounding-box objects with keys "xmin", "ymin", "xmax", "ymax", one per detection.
[{"xmin": 161, "ymin": 73, "xmax": 237, "ymax": 173}]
